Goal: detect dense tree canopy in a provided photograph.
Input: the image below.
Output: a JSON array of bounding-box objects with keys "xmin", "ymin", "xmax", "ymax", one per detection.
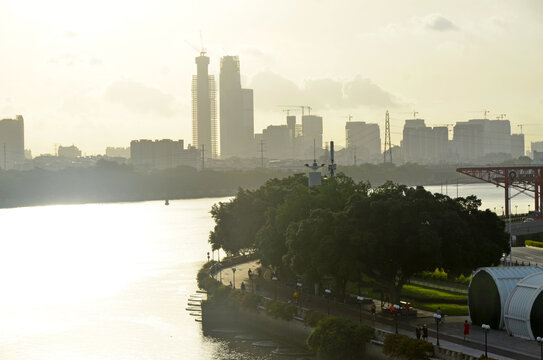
[{"xmin": 209, "ymin": 174, "xmax": 509, "ymax": 302}]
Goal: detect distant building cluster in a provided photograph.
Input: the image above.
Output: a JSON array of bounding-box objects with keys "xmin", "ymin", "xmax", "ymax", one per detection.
[
  {"xmin": 130, "ymin": 139, "xmax": 199, "ymax": 169},
  {"xmin": 58, "ymin": 145, "xmax": 81, "ymax": 159},
  {"xmin": 106, "ymin": 147, "xmax": 130, "ymax": 159},
  {"xmin": 3, "ymin": 51, "xmax": 542, "ymax": 171}
]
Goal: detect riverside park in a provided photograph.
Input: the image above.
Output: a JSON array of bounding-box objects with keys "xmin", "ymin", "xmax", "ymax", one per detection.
[{"xmin": 196, "ymin": 173, "xmax": 543, "ymax": 360}]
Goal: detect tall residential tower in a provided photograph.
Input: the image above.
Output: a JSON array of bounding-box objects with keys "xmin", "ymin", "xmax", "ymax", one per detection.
[
  {"xmin": 192, "ymin": 51, "xmax": 217, "ymax": 158},
  {"xmin": 219, "ymin": 56, "xmax": 254, "ymax": 158}
]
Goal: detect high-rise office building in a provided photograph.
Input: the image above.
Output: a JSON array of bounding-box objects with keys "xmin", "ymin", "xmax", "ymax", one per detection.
[
  {"xmin": 262, "ymin": 125, "xmax": 291, "ymax": 159},
  {"xmin": 192, "ymin": 52, "xmax": 217, "ymax": 158},
  {"xmin": 301, "ymin": 115, "xmax": 323, "ymax": 159},
  {"xmin": 453, "ymin": 121, "xmax": 484, "ymax": 162},
  {"xmin": 511, "ymin": 134, "xmax": 525, "ymax": 159},
  {"xmin": 531, "ymin": 141, "xmax": 543, "ymax": 158},
  {"xmin": 453, "ymin": 119, "xmax": 512, "ymax": 162},
  {"xmin": 468, "ymin": 119, "xmax": 511, "ymax": 156},
  {"xmin": 219, "ymin": 56, "xmax": 254, "ymax": 158},
  {"xmin": 241, "ymin": 88, "xmax": 254, "ymax": 152},
  {"xmin": 345, "ymin": 121, "xmax": 381, "ymax": 163},
  {"xmin": 0, "ymin": 115, "xmax": 25, "ymax": 169},
  {"xmin": 402, "ymin": 119, "xmax": 448, "ymax": 164}
]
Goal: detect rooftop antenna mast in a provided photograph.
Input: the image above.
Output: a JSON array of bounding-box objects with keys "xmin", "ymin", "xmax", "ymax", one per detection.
[
  {"xmin": 383, "ymin": 110, "xmax": 392, "ymax": 164},
  {"xmin": 328, "ymin": 141, "xmax": 336, "ymax": 177}
]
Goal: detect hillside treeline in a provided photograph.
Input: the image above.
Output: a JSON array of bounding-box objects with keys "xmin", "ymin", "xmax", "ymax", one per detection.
[{"xmin": 0, "ymin": 160, "xmax": 292, "ymax": 208}]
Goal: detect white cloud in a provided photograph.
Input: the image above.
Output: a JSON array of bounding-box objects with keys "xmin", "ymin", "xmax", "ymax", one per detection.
[
  {"xmin": 420, "ymin": 14, "xmax": 458, "ymax": 32},
  {"xmin": 249, "ymin": 71, "xmax": 401, "ymax": 111},
  {"xmin": 104, "ymin": 80, "xmax": 176, "ymax": 118}
]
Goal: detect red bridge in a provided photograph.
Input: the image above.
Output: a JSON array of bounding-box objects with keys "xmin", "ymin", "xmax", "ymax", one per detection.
[{"xmin": 456, "ymin": 166, "xmax": 543, "ymax": 217}]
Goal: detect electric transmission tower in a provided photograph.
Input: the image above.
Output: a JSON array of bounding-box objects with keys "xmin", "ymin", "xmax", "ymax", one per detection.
[{"xmin": 383, "ymin": 110, "xmax": 392, "ymax": 164}]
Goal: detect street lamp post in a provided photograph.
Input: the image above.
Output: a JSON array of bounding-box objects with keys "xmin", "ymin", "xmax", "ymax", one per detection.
[
  {"xmin": 393, "ymin": 304, "xmax": 400, "ymax": 334},
  {"xmin": 248, "ymin": 269, "xmax": 254, "ymax": 293},
  {"xmin": 482, "ymin": 324, "xmax": 490, "ymax": 358},
  {"xmin": 515, "ymin": 205, "xmax": 518, "ymax": 216},
  {"xmin": 356, "ymin": 296, "xmax": 365, "ymax": 322},
  {"xmin": 297, "ymin": 282, "xmax": 303, "ymax": 309},
  {"xmin": 325, "ymin": 289, "xmax": 332, "ymax": 315},
  {"xmin": 232, "ymin": 267, "xmax": 236, "ymax": 289},
  {"xmin": 433, "ymin": 313, "xmax": 442, "ymax": 346},
  {"xmin": 537, "ymin": 337, "xmax": 543, "ymax": 360},
  {"xmin": 272, "ymin": 276, "xmax": 278, "ymax": 300}
]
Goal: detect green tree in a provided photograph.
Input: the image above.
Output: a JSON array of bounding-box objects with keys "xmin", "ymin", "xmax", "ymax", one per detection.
[{"xmin": 307, "ymin": 317, "xmax": 374, "ymax": 360}]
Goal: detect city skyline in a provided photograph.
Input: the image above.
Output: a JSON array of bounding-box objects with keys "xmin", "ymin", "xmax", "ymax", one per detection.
[{"xmin": 1, "ymin": 0, "xmax": 542, "ymax": 155}]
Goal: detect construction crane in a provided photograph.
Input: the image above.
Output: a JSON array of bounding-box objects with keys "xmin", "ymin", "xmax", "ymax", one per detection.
[
  {"xmin": 344, "ymin": 115, "xmax": 353, "ymax": 122},
  {"xmin": 184, "ymin": 31, "xmax": 207, "ymax": 56},
  {"xmin": 517, "ymin": 124, "xmax": 540, "ymax": 134},
  {"xmin": 468, "ymin": 110, "xmax": 491, "ymax": 119},
  {"xmin": 400, "ymin": 111, "xmax": 420, "ymax": 119},
  {"xmin": 281, "ymin": 105, "xmax": 313, "ymax": 117}
]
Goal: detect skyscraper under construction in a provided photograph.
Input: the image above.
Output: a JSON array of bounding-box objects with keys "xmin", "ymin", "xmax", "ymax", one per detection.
[{"xmin": 192, "ymin": 51, "xmax": 217, "ymax": 158}]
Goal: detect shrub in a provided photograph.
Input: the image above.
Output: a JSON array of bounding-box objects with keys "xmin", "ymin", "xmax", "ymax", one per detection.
[
  {"xmin": 525, "ymin": 240, "xmax": 543, "ymax": 248},
  {"xmin": 265, "ymin": 300, "xmax": 297, "ymax": 321},
  {"xmin": 304, "ymin": 310, "xmax": 327, "ymax": 327},
  {"xmin": 307, "ymin": 317, "xmax": 374, "ymax": 360},
  {"xmin": 383, "ymin": 334, "xmax": 434, "ymax": 360},
  {"xmin": 240, "ymin": 293, "xmax": 262, "ymax": 311}
]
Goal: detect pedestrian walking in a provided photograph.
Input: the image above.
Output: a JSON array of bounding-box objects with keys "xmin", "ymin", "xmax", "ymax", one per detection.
[
  {"xmin": 229, "ymin": 281, "xmax": 233, "ymax": 288},
  {"xmin": 463, "ymin": 320, "xmax": 470, "ymax": 341},
  {"xmin": 370, "ymin": 303, "xmax": 376, "ymax": 320},
  {"xmin": 240, "ymin": 282, "xmax": 246, "ymax": 291},
  {"xmin": 416, "ymin": 326, "xmax": 421, "ymax": 340},
  {"xmin": 422, "ymin": 324, "xmax": 428, "ymax": 341}
]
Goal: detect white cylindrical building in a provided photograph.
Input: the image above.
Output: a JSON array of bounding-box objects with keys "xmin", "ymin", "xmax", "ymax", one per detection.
[
  {"xmin": 468, "ymin": 267, "xmax": 543, "ymax": 329},
  {"xmin": 504, "ymin": 272, "xmax": 543, "ymax": 339}
]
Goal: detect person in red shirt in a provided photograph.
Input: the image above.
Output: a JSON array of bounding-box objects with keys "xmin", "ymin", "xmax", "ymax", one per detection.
[{"xmin": 463, "ymin": 320, "xmax": 470, "ymax": 341}]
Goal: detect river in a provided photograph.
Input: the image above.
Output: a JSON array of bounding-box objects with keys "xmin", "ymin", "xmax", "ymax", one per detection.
[
  {"xmin": 0, "ymin": 183, "xmax": 529, "ymax": 359},
  {"xmin": 0, "ymin": 198, "xmax": 279, "ymax": 360}
]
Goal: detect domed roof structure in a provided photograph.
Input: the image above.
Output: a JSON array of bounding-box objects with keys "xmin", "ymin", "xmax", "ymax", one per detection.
[
  {"xmin": 504, "ymin": 272, "xmax": 543, "ymax": 340},
  {"xmin": 468, "ymin": 267, "xmax": 543, "ymax": 329}
]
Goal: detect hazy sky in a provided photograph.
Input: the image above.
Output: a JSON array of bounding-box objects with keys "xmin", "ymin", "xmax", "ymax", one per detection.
[{"xmin": 1, "ymin": 0, "xmax": 542, "ymax": 155}]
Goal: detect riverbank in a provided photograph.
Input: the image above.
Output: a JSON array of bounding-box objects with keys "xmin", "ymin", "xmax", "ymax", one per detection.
[
  {"xmin": 0, "ymin": 161, "xmax": 498, "ymax": 209},
  {"xmin": 200, "ymin": 257, "xmax": 543, "ymax": 360}
]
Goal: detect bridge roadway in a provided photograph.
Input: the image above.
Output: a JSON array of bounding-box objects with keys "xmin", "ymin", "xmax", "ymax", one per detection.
[
  {"xmin": 512, "ymin": 246, "xmax": 543, "ymax": 266},
  {"xmin": 505, "ymin": 220, "xmax": 543, "ymax": 236}
]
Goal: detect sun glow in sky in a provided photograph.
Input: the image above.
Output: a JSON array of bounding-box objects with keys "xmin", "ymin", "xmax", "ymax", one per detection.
[{"xmin": 1, "ymin": 0, "xmax": 542, "ymax": 155}]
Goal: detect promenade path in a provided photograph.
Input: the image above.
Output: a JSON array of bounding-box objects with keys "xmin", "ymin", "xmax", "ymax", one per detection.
[{"xmin": 215, "ymin": 260, "xmax": 541, "ymax": 360}]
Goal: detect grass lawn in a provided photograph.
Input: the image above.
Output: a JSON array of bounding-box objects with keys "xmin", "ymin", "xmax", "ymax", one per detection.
[
  {"xmin": 411, "ymin": 303, "xmax": 468, "ymax": 316},
  {"xmin": 345, "ymin": 281, "xmax": 469, "ymax": 316},
  {"xmin": 401, "ymin": 285, "xmax": 467, "ymax": 304}
]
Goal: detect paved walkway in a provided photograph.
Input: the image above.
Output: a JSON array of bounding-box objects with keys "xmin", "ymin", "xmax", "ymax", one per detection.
[{"xmin": 214, "ymin": 260, "xmax": 541, "ymax": 360}]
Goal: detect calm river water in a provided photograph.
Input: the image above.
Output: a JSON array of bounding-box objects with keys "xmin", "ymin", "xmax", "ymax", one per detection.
[
  {"xmin": 0, "ymin": 198, "xmax": 278, "ymax": 360},
  {"xmin": 0, "ymin": 183, "xmax": 528, "ymax": 359}
]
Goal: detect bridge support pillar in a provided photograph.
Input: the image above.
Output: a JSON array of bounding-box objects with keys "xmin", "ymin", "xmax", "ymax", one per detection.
[{"xmin": 536, "ymin": 185, "xmax": 540, "ymax": 213}]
